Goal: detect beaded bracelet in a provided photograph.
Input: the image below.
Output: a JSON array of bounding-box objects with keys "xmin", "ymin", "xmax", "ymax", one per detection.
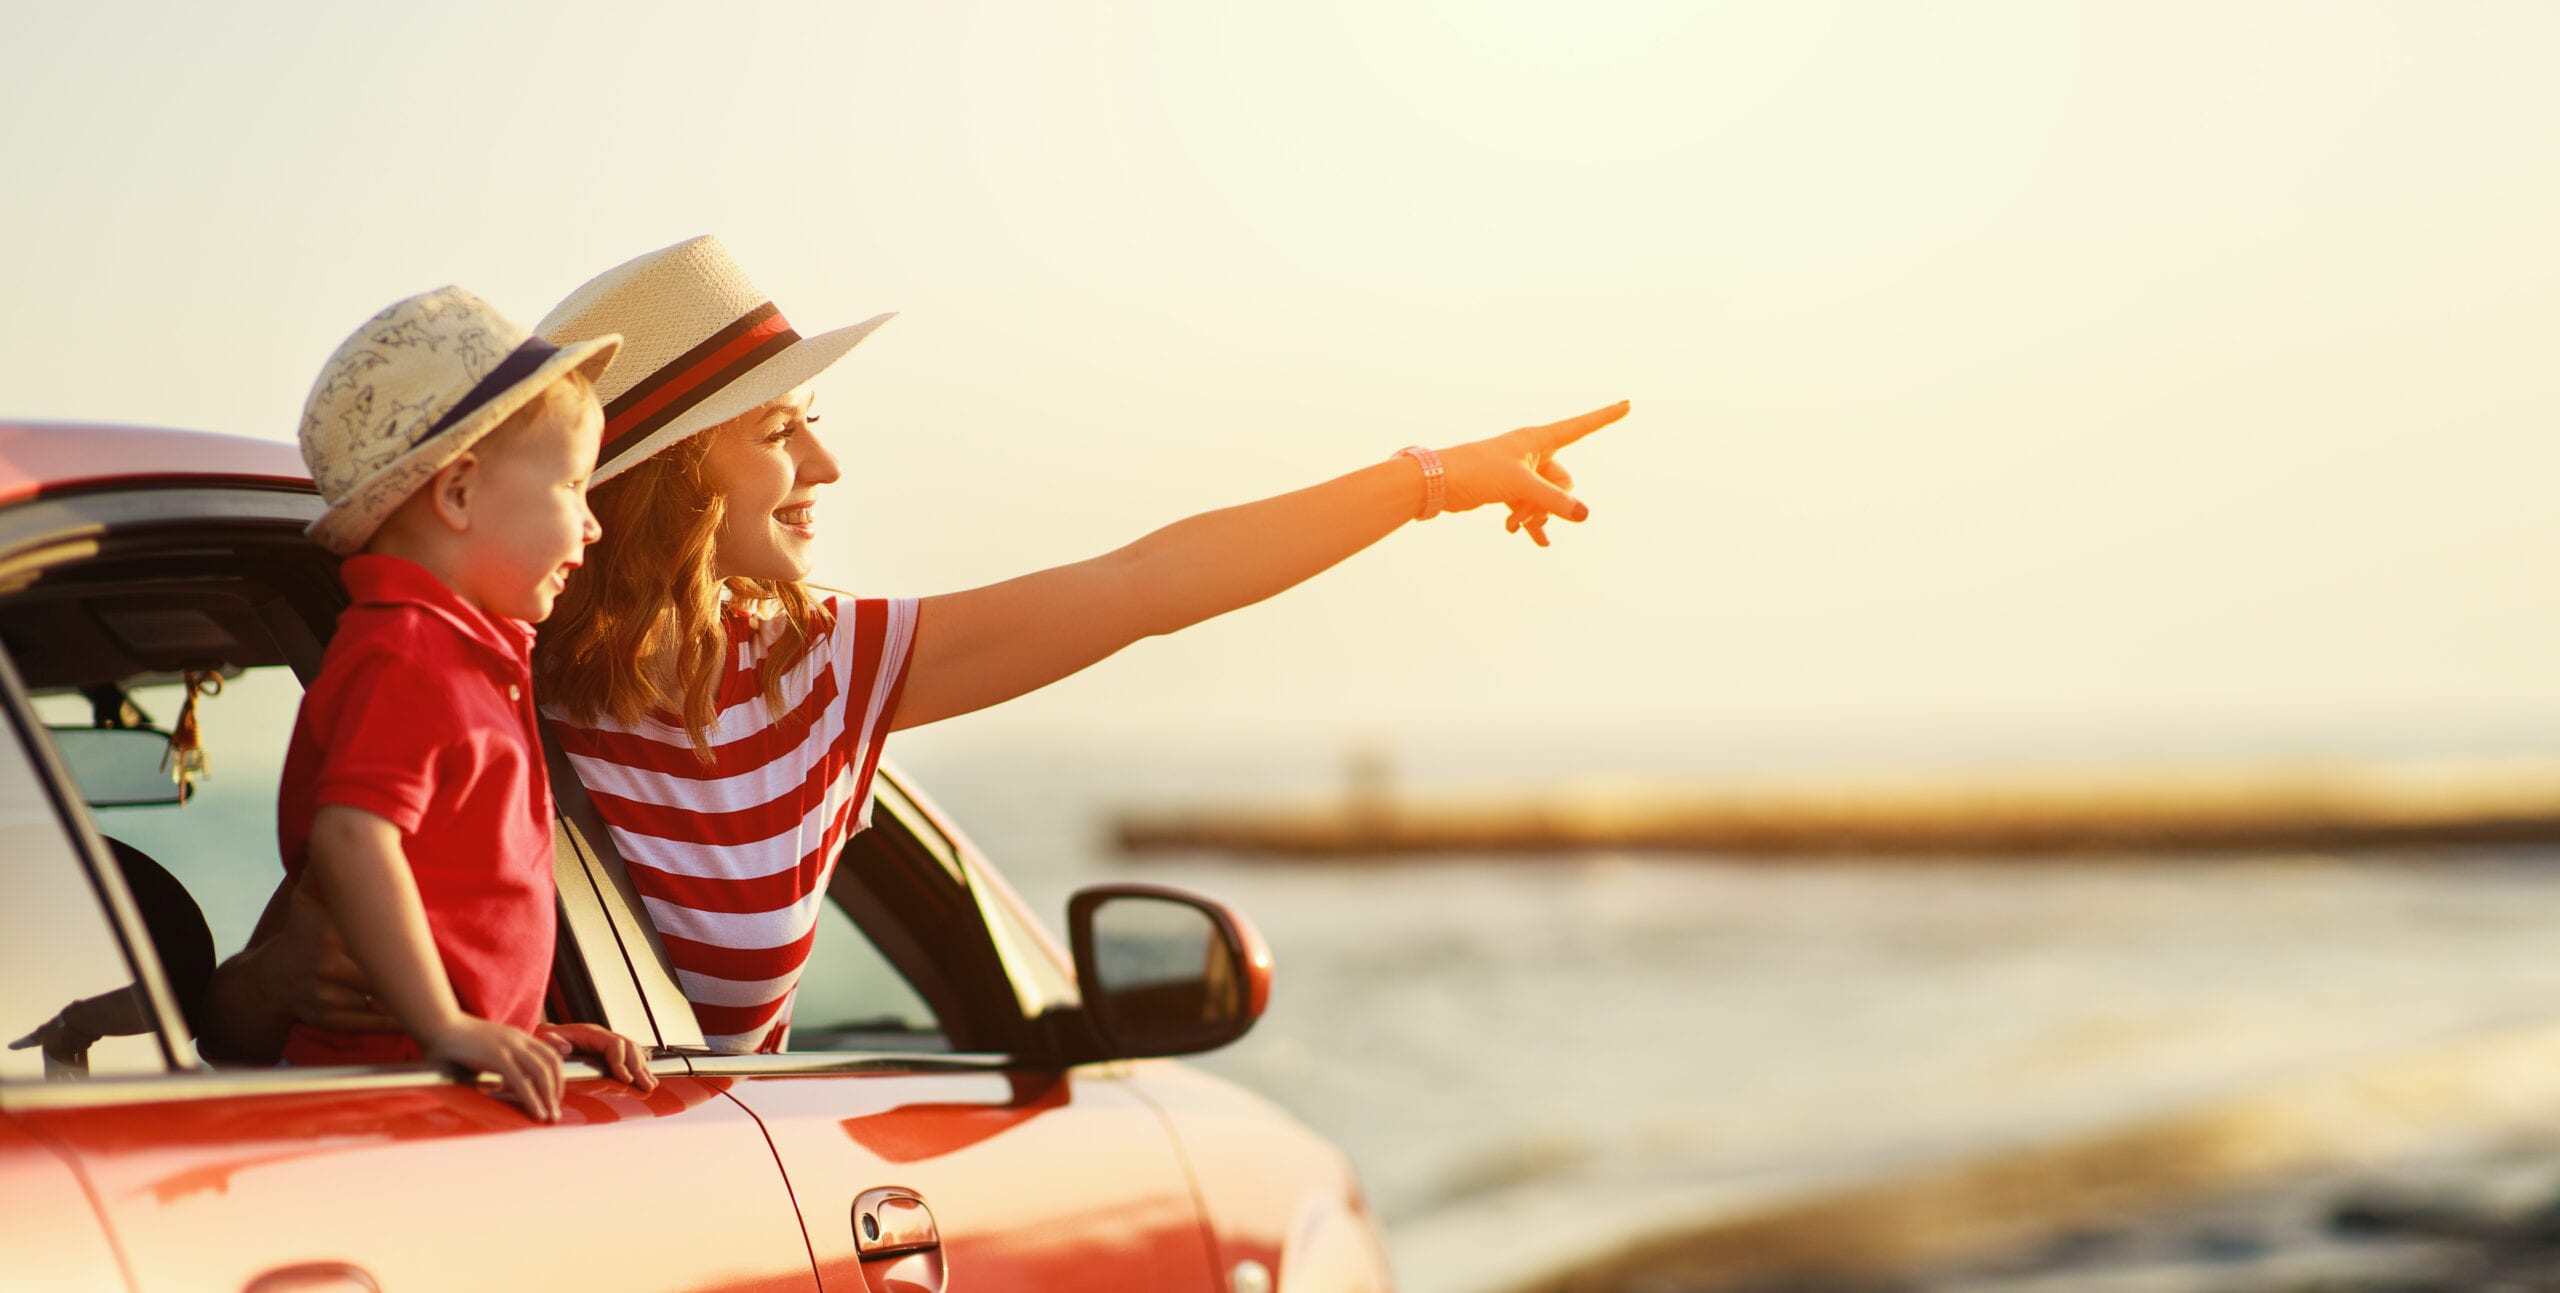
[{"xmin": 1393, "ymin": 445, "xmax": 1445, "ymax": 521}]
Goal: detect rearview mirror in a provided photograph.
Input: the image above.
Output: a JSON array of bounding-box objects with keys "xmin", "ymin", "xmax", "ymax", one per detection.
[
  {"xmin": 47, "ymin": 727, "xmax": 182, "ymax": 808},
  {"xmin": 1067, "ymin": 884, "xmax": 1271, "ymax": 1061}
]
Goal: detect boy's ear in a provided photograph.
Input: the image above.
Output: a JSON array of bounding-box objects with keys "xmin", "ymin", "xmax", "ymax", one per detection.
[{"xmin": 427, "ymin": 453, "xmax": 481, "ymax": 532}]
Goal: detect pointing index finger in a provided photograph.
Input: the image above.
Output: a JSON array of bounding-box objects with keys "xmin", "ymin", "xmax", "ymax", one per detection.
[{"xmin": 1535, "ymin": 400, "xmax": 1631, "ymax": 453}]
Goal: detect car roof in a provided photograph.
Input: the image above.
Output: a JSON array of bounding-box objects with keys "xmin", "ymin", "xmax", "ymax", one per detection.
[{"xmin": 0, "ymin": 422, "xmax": 312, "ymax": 506}]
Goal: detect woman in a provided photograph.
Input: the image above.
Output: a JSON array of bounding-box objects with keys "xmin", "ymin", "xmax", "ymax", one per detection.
[{"xmin": 206, "ymin": 235, "xmax": 1625, "ymax": 1058}]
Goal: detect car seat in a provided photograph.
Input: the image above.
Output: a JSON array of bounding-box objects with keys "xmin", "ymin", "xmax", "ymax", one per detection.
[{"xmin": 102, "ymin": 836, "xmax": 214, "ymax": 1039}]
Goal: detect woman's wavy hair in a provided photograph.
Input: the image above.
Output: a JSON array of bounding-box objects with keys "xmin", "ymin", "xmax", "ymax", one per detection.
[{"xmin": 536, "ymin": 421, "xmax": 829, "ymax": 761}]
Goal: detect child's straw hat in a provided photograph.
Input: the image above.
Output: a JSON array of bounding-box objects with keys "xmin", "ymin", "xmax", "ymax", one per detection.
[
  {"xmin": 536, "ymin": 236, "xmax": 895, "ymax": 484},
  {"xmin": 299, "ymin": 287, "xmax": 621, "ymax": 554}
]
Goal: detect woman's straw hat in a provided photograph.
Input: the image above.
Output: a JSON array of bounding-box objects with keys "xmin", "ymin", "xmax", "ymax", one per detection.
[
  {"xmin": 536, "ymin": 236, "xmax": 896, "ymax": 485},
  {"xmin": 300, "ymin": 287, "xmax": 621, "ymax": 554}
]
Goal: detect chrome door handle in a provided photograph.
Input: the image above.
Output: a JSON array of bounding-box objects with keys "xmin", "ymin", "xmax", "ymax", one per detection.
[
  {"xmin": 853, "ymin": 1187, "xmax": 947, "ymax": 1293},
  {"xmin": 854, "ymin": 1185, "xmax": 942, "ymax": 1257}
]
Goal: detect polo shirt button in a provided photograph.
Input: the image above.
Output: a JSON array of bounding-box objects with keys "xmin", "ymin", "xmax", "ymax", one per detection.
[{"xmin": 507, "ymin": 683, "xmax": 521, "ymax": 701}]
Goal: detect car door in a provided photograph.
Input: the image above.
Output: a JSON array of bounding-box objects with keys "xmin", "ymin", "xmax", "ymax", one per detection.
[
  {"xmin": 0, "ymin": 470, "xmax": 822, "ymax": 1292},
  {"xmin": 582, "ymin": 771, "xmax": 1223, "ymax": 1291}
]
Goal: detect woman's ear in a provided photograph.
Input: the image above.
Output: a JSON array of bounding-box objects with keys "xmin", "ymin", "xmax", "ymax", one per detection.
[{"xmin": 428, "ymin": 453, "xmax": 481, "ymax": 532}]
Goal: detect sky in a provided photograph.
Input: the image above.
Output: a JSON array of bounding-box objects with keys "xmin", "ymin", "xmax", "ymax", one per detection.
[{"xmin": 7, "ymin": 2, "xmax": 2560, "ymax": 772}]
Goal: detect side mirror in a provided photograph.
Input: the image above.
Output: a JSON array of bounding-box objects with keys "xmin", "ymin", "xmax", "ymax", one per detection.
[
  {"xmin": 1067, "ymin": 883, "xmax": 1271, "ymax": 1060},
  {"xmin": 47, "ymin": 727, "xmax": 182, "ymax": 808}
]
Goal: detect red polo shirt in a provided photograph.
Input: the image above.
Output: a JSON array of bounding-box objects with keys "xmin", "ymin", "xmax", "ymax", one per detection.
[{"xmin": 278, "ymin": 554, "xmax": 555, "ymax": 1064}]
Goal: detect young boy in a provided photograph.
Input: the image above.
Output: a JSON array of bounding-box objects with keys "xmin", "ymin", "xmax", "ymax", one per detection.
[{"xmin": 281, "ymin": 287, "xmax": 652, "ymax": 1121}]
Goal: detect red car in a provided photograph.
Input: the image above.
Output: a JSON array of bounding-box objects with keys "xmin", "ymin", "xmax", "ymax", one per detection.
[{"xmin": 0, "ymin": 422, "xmax": 1394, "ymax": 1293}]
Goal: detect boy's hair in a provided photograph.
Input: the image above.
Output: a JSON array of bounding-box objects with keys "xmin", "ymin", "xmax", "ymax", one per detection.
[
  {"xmin": 364, "ymin": 371, "xmax": 602, "ymax": 554},
  {"xmin": 534, "ymin": 413, "xmax": 827, "ymax": 761},
  {"xmin": 472, "ymin": 370, "xmax": 597, "ymax": 461}
]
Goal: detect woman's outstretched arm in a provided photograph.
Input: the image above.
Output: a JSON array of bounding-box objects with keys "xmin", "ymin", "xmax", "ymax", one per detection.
[{"xmin": 891, "ymin": 400, "xmax": 1628, "ymax": 731}]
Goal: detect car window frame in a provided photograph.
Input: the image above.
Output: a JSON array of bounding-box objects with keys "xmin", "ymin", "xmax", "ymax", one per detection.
[{"xmin": 887, "ymin": 771, "xmax": 1082, "ymax": 1022}]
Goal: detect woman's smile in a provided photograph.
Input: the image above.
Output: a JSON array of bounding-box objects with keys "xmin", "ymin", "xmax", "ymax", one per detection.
[{"xmin": 773, "ymin": 501, "xmax": 815, "ymax": 540}]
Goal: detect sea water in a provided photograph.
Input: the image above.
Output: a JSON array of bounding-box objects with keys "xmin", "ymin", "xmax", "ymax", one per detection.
[{"xmin": 896, "ymin": 743, "xmax": 2560, "ymax": 1282}]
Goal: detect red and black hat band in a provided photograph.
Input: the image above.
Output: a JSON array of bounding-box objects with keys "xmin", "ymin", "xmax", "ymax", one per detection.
[{"xmin": 599, "ymin": 301, "xmax": 801, "ymax": 466}]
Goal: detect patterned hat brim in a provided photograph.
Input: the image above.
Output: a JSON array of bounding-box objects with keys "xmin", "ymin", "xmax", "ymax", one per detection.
[
  {"xmin": 590, "ymin": 312, "xmax": 895, "ymax": 487},
  {"xmin": 305, "ymin": 335, "xmax": 621, "ymax": 555}
]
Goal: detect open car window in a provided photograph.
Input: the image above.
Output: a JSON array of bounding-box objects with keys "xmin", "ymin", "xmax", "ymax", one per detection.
[
  {"xmin": 792, "ymin": 880, "xmax": 950, "ymax": 1052},
  {"xmin": 733, "ymin": 781, "xmax": 1119, "ymax": 1073},
  {"xmin": 769, "ymin": 791, "xmax": 1026, "ymax": 1059},
  {"xmin": 28, "ymin": 667, "xmax": 301, "ymax": 964}
]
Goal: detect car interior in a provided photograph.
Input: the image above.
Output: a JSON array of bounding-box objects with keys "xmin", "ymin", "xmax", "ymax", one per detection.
[{"xmin": 0, "ymin": 529, "xmax": 1016, "ymax": 1070}]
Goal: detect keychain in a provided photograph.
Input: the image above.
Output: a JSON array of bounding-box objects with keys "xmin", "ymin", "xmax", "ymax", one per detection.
[{"xmin": 161, "ymin": 670, "xmax": 222, "ymax": 804}]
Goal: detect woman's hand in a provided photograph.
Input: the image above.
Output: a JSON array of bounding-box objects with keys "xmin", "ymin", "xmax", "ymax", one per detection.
[
  {"xmin": 1436, "ymin": 399, "xmax": 1629, "ymax": 547},
  {"xmin": 200, "ymin": 877, "xmax": 396, "ymax": 1064},
  {"xmin": 1433, "ymin": 401, "xmax": 1628, "ymax": 547},
  {"xmin": 537, "ymin": 1022, "xmax": 658, "ymax": 1093},
  {"xmin": 9, "ymin": 987, "xmax": 150, "ymax": 1075},
  {"xmin": 258, "ymin": 879, "xmax": 398, "ymax": 1033}
]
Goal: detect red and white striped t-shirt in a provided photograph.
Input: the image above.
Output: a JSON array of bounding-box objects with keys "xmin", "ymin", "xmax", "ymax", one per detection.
[{"xmin": 545, "ymin": 594, "xmax": 918, "ymax": 1053}]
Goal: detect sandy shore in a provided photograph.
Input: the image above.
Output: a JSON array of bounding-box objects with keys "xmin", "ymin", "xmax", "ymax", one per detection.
[
  {"xmin": 1917, "ymin": 1138, "xmax": 2560, "ymax": 1293},
  {"xmin": 1553, "ymin": 1136, "xmax": 2560, "ymax": 1292},
  {"xmin": 1512, "ymin": 1020, "xmax": 2560, "ymax": 1293}
]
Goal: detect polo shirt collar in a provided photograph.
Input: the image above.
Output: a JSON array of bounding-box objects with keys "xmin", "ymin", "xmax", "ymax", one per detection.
[{"xmin": 339, "ymin": 554, "xmax": 537, "ymax": 668}]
